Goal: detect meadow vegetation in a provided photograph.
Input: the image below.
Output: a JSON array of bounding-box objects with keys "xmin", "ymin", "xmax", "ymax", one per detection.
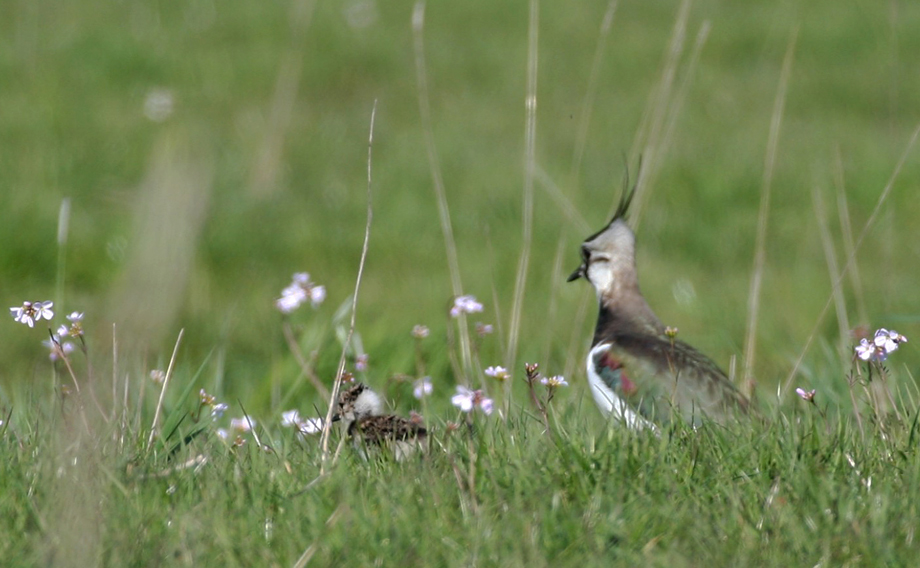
[{"xmin": 2, "ymin": 0, "xmax": 920, "ymax": 565}]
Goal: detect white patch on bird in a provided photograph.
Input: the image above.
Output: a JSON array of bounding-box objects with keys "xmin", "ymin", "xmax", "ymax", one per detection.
[
  {"xmin": 582, "ymin": 219, "xmax": 638, "ymax": 299},
  {"xmin": 353, "ymin": 388, "xmax": 384, "ymax": 420},
  {"xmin": 586, "ymin": 259, "xmax": 613, "ymax": 298},
  {"xmin": 586, "ymin": 343, "xmax": 657, "ymax": 431}
]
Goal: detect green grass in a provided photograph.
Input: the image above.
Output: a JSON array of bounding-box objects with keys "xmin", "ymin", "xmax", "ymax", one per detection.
[
  {"xmin": 3, "ymin": 0, "xmax": 920, "ymax": 565},
  {"xmin": 3, "ymin": 370, "xmax": 920, "ymax": 566}
]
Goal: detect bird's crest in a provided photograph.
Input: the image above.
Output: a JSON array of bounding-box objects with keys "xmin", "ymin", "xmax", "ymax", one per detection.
[
  {"xmin": 588, "ymin": 158, "xmax": 642, "ymax": 240},
  {"xmin": 612, "ymin": 160, "xmax": 639, "ymax": 222},
  {"xmin": 567, "ymin": 159, "xmax": 643, "ymax": 286}
]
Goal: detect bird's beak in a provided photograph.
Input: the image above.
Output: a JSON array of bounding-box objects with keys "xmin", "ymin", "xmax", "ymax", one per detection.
[{"xmin": 567, "ymin": 263, "xmax": 585, "ymax": 282}]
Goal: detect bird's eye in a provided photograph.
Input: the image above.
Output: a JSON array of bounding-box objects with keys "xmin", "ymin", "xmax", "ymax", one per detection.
[{"xmin": 591, "ymin": 253, "xmax": 611, "ymax": 264}]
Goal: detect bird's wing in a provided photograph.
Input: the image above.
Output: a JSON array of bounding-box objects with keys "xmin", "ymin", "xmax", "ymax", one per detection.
[
  {"xmin": 598, "ymin": 335, "xmax": 747, "ymax": 424},
  {"xmin": 591, "ymin": 342, "xmax": 669, "ymax": 422},
  {"xmin": 357, "ymin": 415, "xmax": 427, "ymax": 444}
]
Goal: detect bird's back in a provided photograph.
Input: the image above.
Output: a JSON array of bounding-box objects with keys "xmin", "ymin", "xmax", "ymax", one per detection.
[
  {"xmin": 592, "ymin": 330, "xmax": 748, "ymax": 426},
  {"xmin": 353, "ymin": 414, "xmax": 427, "ymax": 444}
]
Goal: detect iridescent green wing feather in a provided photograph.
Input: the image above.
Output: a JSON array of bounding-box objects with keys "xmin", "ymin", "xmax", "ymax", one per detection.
[
  {"xmin": 602, "ymin": 334, "xmax": 747, "ymax": 425},
  {"xmin": 591, "ymin": 343, "xmax": 670, "ymax": 423}
]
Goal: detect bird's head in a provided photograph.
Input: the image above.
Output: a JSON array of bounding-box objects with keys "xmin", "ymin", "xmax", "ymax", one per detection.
[
  {"xmin": 334, "ymin": 383, "xmax": 384, "ymax": 423},
  {"xmin": 568, "ymin": 185, "xmax": 638, "ymax": 299}
]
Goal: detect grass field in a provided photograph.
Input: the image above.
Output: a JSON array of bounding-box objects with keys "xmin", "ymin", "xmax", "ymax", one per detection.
[{"xmin": 2, "ymin": 0, "xmax": 920, "ymax": 565}]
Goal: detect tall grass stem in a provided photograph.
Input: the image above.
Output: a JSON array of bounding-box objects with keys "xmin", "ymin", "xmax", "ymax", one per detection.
[
  {"xmin": 833, "ymin": 148, "xmax": 868, "ymax": 325},
  {"xmin": 742, "ymin": 27, "xmax": 798, "ymax": 389},
  {"xmin": 412, "ymin": 2, "xmax": 473, "ymax": 380},
  {"xmin": 570, "ymin": 0, "xmax": 619, "ymax": 184},
  {"xmin": 630, "ymin": 0, "xmax": 690, "ymax": 223},
  {"xmin": 505, "ymin": 0, "xmax": 539, "ymax": 374},
  {"xmin": 811, "ymin": 185, "xmax": 850, "ymax": 361},
  {"xmin": 146, "ymin": 328, "xmax": 185, "ymax": 448},
  {"xmin": 320, "ymin": 100, "xmax": 376, "ymax": 471}
]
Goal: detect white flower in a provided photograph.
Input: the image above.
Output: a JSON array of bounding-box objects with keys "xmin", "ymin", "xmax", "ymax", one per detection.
[
  {"xmin": 10, "ymin": 301, "xmax": 53, "ymax": 328},
  {"xmin": 275, "ymin": 294, "xmax": 302, "ymax": 314},
  {"xmin": 42, "ymin": 336, "xmax": 74, "ymax": 361},
  {"xmin": 276, "ymin": 284, "xmax": 307, "ymax": 314},
  {"xmin": 540, "ymin": 375, "xmax": 569, "ymax": 388},
  {"xmin": 198, "ymin": 389, "xmax": 215, "ymax": 406},
  {"xmin": 150, "ymin": 369, "xmax": 166, "ymax": 384},
  {"xmin": 451, "ymin": 386, "xmax": 475, "ymax": 412},
  {"xmin": 276, "ymin": 273, "xmax": 325, "ymax": 313},
  {"xmin": 451, "ymin": 385, "xmax": 493, "ymax": 415},
  {"xmin": 355, "ymin": 353, "xmax": 369, "ymax": 372},
  {"xmin": 450, "ymin": 295, "xmax": 483, "ymax": 318},
  {"xmin": 856, "ymin": 328, "xmax": 909, "ymax": 362},
  {"xmin": 296, "ymin": 418, "xmax": 324, "ymax": 435},
  {"xmin": 855, "ymin": 338, "xmax": 874, "ymax": 361},
  {"xmin": 476, "ymin": 322, "xmax": 493, "ymax": 336},
  {"xmin": 230, "ymin": 417, "xmax": 255, "ymax": 432},
  {"xmin": 413, "ymin": 377, "xmax": 433, "ymax": 399},
  {"xmin": 281, "ymin": 410, "xmax": 301, "ymax": 427},
  {"xmin": 874, "ymin": 330, "xmax": 896, "ymax": 353},
  {"xmin": 281, "ymin": 411, "xmax": 323, "ymax": 435},
  {"xmin": 309, "ymin": 285, "xmax": 326, "ymax": 307},
  {"xmin": 35, "ymin": 301, "xmax": 54, "ymax": 321},
  {"xmin": 211, "ymin": 403, "xmax": 229, "ymax": 418},
  {"xmin": 795, "ymin": 387, "xmax": 816, "ymax": 403},
  {"xmin": 10, "ymin": 305, "xmax": 27, "ymax": 326},
  {"xmin": 874, "ymin": 328, "xmax": 907, "ymax": 355},
  {"xmin": 215, "ymin": 428, "xmax": 229, "ymax": 440},
  {"xmin": 484, "ymin": 366, "xmax": 510, "ymax": 381},
  {"xmin": 412, "ymin": 324, "xmax": 430, "ymax": 339},
  {"xmin": 53, "ymin": 311, "xmax": 85, "ymax": 338}
]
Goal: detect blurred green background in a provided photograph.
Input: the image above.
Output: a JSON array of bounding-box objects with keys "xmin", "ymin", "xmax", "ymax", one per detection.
[{"xmin": 2, "ymin": 0, "xmax": 919, "ymax": 410}]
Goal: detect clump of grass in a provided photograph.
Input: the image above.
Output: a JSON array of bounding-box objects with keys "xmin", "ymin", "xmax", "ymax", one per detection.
[
  {"xmin": 3, "ymin": 344, "xmax": 920, "ymax": 566},
  {"xmin": 5, "ymin": 252, "xmax": 919, "ymax": 566}
]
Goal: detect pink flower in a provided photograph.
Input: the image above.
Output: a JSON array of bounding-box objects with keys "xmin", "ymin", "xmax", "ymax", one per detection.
[
  {"xmin": 540, "ymin": 375, "xmax": 569, "ymax": 388},
  {"xmin": 413, "ymin": 377, "xmax": 433, "ymax": 399},
  {"xmin": 10, "ymin": 301, "xmax": 54, "ymax": 328},
  {"xmin": 275, "ymin": 273, "xmax": 325, "ymax": 313},
  {"xmin": 451, "ymin": 386, "xmax": 493, "ymax": 415},
  {"xmin": 484, "ymin": 366, "xmax": 510, "ymax": 381},
  {"xmin": 450, "ymin": 295, "xmax": 483, "ymax": 318},
  {"xmin": 795, "ymin": 387, "xmax": 816, "ymax": 403}
]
